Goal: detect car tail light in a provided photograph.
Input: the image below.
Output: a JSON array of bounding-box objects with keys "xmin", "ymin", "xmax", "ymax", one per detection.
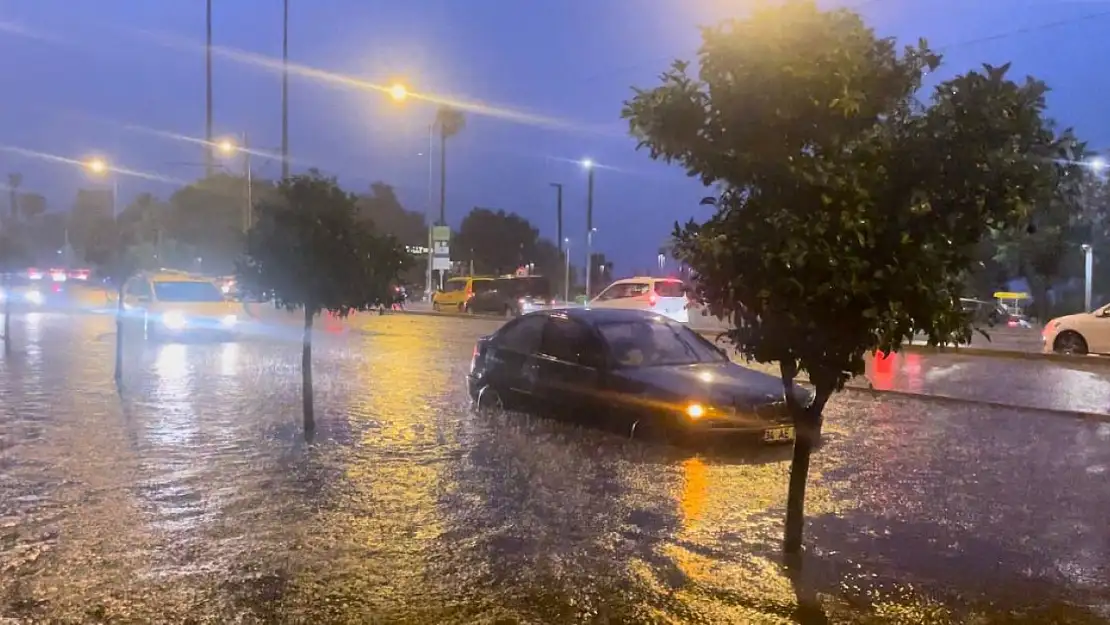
[
  {"xmin": 51, "ymin": 283, "xmax": 62, "ymax": 293},
  {"xmin": 648, "ymin": 292, "xmax": 658, "ymax": 307}
]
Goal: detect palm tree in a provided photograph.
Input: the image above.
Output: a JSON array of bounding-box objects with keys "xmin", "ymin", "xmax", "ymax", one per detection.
[
  {"xmin": 7, "ymin": 173, "xmax": 22, "ymax": 223},
  {"xmin": 434, "ymin": 106, "xmax": 465, "ymax": 226}
]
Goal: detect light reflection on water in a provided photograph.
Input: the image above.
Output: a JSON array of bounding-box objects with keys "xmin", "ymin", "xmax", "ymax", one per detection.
[{"xmin": 0, "ymin": 313, "xmax": 1107, "ymax": 623}]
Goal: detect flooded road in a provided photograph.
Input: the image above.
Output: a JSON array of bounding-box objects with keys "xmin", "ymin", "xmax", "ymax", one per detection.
[{"xmin": 1, "ymin": 312, "xmax": 1108, "ymax": 623}]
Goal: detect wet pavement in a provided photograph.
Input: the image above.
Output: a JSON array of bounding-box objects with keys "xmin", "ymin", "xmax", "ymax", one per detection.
[{"xmin": 1, "ymin": 312, "xmax": 1109, "ymax": 623}]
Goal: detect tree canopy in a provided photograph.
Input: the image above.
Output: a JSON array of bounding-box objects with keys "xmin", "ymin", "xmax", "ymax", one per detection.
[
  {"xmin": 237, "ymin": 171, "xmax": 409, "ymax": 317},
  {"xmin": 355, "ymin": 182, "xmax": 427, "ymax": 247},
  {"xmin": 453, "ymin": 207, "xmax": 561, "ymax": 280},
  {"xmin": 621, "ymin": 0, "xmax": 1079, "ymax": 553},
  {"xmin": 624, "ymin": 1, "xmax": 1075, "ymax": 396}
]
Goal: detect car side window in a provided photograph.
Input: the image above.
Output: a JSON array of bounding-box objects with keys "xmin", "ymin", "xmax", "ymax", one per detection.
[
  {"xmin": 595, "ymin": 284, "xmax": 627, "ymax": 301},
  {"xmin": 496, "ymin": 316, "xmax": 545, "ymax": 354},
  {"xmin": 472, "ymin": 280, "xmax": 493, "ymax": 294},
  {"xmin": 540, "ymin": 317, "xmax": 603, "ymax": 367},
  {"xmin": 126, "ymin": 278, "xmax": 151, "ymax": 298}
]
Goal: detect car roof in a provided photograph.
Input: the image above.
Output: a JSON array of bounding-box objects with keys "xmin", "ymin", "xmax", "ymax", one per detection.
[
  {"xmin": 144, "ymin": 271, "xmax": 213, "ymax": 283},
  {"xmin": 605, "ymin": 276, "xmax": 685, "ymax": 285},
  {"xmin": 529, "ymin": 307, "xmax": 673, "ymax": 326}
]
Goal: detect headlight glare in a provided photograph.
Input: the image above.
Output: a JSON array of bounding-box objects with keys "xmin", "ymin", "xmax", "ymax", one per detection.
[{"xmin": 162, "ymin": 311, "xmax": 187, "ymax": 329}]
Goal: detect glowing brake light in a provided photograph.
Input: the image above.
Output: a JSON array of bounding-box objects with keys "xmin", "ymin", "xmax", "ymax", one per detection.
[{"xmin": 648, "ymin": 291, "xmax": 658, "ymax": 307}]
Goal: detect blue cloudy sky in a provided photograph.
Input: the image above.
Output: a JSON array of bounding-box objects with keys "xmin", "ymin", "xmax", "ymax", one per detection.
[{"xmin": 0, "ymin": 0, "xmax": 1105, "ymax": 272}]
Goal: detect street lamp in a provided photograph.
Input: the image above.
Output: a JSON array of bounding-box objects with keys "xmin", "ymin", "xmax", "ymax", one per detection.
[
  {"xmin": 85, "ymin": 157, "xmax": 118, "ymax": 217},
  {"xmin": 389, "ymin": 83, "xmax": 409, "ymax": 102},
  {"xmin": 581, "ymin": 159, "xmax": 595, "ymax": 298},
  {"xmin": 216, "ymin": 134, "xmax": 254, "ymax": 232},
  {"xmin": 563, "ymin": 237, "xmax": 571, "ymax": 304},
  {"xmin": 1089, "ymin": 156, "xmax": 1107, "ymax": 174},
  {"xmin": 1082, "ymin": 243, "xmax": 1094, "ymax": 312}
]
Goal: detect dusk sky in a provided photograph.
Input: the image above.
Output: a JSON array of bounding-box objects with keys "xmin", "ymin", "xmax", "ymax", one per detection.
[{"xmin": 0, "ymin": 0, "xmax": 1105, "ymax": 272}]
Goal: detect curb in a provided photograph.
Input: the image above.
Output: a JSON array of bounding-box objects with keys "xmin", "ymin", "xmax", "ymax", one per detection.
[
  {"xmin": 834, "ymin": 384, "xmax": 1110, "ymax": 422},
  {"xmin": 690, "ymin": 329, "xmax": 1110, "ymax": 368}
]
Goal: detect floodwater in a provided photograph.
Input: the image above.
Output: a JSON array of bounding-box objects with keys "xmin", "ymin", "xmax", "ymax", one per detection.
[{"xmin": 1, "ymin": 312, "xmax": 1108, "ymax": 623}]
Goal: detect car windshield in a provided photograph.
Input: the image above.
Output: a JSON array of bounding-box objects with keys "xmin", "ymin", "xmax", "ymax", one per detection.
[
  {"xmin": 153, "ymin": 280, "xmax": 225, "ymax": 302},
  {"xmin": 598, "ymin": 319, "xmax": 726, "ymax": 367}
]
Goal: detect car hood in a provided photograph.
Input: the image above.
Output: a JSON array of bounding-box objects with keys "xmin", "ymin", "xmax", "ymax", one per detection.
[
  {"xmin": 151, "ymin": 301, "xmax": 240, "ymax": 317},
  {"xmin": 611, "ymin": 361, "xmax": 810, "ymax": 411}
]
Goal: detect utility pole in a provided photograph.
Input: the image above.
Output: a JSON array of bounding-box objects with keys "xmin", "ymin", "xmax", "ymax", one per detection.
[
  {"xmin": 281, "ymin": 0, "xmax": 290, "ymax": 179},
  {"xmin": 584, "ymin": 162, "xmax": 595, "ymax": 299},
  {"xmin": 550, "ymin": 182, "xmax": 563, "ymax": 256},
  {"xmin": 243, "ymin": 132, "xmax": 253, "ymax": 232},
  {"xmin": 205, "ymin": 0, "xmax": 214, "ymax": 177}
]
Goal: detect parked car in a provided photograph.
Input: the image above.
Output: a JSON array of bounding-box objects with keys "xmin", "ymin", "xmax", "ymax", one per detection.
[
  {"xmin": 588, "ymin": 277, "xmax": 690, "ymax": 323},
  {"xmin": 432, "ymin": 276, "xmax": 494, "ymax": 312},
  {"xmin": 466, "ymin": 308, "xmax": 807, "ymax": 444},
  {"xmin": 466, "ymin": 275, "xmax": 554, "ymax": 317},
  {"xmin": 1042, "ymin": 303, "xmax": 1110, "ymax": 355}
]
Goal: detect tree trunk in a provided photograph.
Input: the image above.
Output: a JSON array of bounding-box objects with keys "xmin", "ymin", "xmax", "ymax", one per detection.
[
  {"xmin": 302, "ymin": 307, "xmax": 315, "ymax": 434},
  {"xmin": 114, "ymin": 282, "xmax": 125, "ymax": 382},
  {"xmin": 780, "ymin": 361, "xmax": 834, "ymax": 555}
]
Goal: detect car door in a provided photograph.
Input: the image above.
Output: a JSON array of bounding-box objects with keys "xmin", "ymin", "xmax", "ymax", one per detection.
[
  {"xmin": 123, "ymin": 277, "xmax": 153, "ymax": 314},
  {"xmin": 483, "ymin": 315, "xmax": 547, "ymax": 407},
  {"xmin": 1081, "ymin": 305, "xmax": 1110, "ymax": 353},
  {"xmin": 533, "ymin": 316, "xmax": 606, "ymax": 422},
  {"xmin": 590, "ymin": 282, "xmax": 634, "ymax": 310},
  {"xmin": 469, "ymin": 278, "xmax": 500, "ymax": 313}
]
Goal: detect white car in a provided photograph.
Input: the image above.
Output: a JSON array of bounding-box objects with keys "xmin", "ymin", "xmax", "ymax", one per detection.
[
  {"xmin": 588, "ymin": 277, "xmax": 689, "ymax": 323},
  {"xmin": 1041, "ymin": 303, "xmax": 1110, "ymax": 355}
]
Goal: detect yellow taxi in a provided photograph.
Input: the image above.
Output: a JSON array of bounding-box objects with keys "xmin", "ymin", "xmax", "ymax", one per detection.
[
  {"xmin": 121, "ymin": 270, "xmax": 242, "ymax": 339},
  {"xmin": 433, "ymin": 276, "xmax": 493, "ymax": 312}
]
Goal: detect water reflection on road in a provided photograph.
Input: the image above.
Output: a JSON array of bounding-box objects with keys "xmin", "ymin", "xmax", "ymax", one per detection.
[{"xmin": 0, "ymin": 313, "xmax": 1107, "ymax": 623}]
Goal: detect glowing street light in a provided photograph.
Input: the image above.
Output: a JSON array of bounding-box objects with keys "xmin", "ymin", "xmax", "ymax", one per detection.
[
  {"xmin": 388, "ymin": 83, "xmax": 409, "ymax": 102},
  {"xmin": 1089, "ymin": 156, "xmax": 1107, "ymax": 174},
  {"xmin": 581, "ymin": 158, "xmax": 593, "ymax": 169},
  {"xmin": 217, "ymin": 138, "xmax": 236, "ymax": 156},
  {"xmin": 86, "ymin": 157, "xmax": 108, "ymax": 175}
]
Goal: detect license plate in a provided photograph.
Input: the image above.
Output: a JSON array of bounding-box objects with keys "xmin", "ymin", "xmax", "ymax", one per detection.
[{"xmin": 762, "ymin": 426, "xmax": 795, "ymax": 443}]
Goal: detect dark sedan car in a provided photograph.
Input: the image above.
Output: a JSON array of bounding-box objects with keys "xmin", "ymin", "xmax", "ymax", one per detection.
[{"xmin": 467, "ymin": 308, "xmax": 809, "ymax": 444}]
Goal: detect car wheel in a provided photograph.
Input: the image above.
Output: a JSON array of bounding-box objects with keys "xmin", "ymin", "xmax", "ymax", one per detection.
[
  {"xmin": 476, "ymin": 385, "xmax": 505, "ymax": 412},
  {"xmin": 504, "ymin": 305, "xmax": 515, "ymax": 318},
  {"xmin": 457, "ymin": 303, "xmax": 466, "ymax": 313},
  {"xmin": 1053, "ymin": 331, "xmax": 1088, "ymax": 355},
  {"xmin": 432, "ymin": 302, "xmax": 441, "ymax": 312}
]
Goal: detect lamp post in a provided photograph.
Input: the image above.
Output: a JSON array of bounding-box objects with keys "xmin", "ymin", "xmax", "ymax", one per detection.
[
  {"xmin": 550, "ymin": 182, "xmax": 563, "ymax": 256},
  {"xmin": 85, "ymin": 157, "xmax": 118, "ymax": 217},
  {"xmin": 563, "ymin": 237, "xmax": 571, "ymax": 304},
  {"xmin": 217, "ymin": 134, "xmax": 253, "ymax": 232},
  {"xmin": 1082, "ymin": 243, "xmax": 1094, "ymax": 312},
  {"xmin": 581, "ymin": 159, "xmax": 595, "ymax": 298}
]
